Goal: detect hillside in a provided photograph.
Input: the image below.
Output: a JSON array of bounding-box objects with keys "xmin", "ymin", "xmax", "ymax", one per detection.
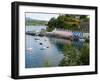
[
  {"xmin": 47, "ymin": 15, "xmax": 89, "ymax": 32},
  {"xmin": 25, "ymin": 17, "xmax": 48, "ymax": 26}
]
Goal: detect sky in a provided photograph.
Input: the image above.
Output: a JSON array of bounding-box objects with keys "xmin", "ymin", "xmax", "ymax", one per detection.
[{"xmin": 25, "ymin": 12, "xmax": 60, "ymax": 21}]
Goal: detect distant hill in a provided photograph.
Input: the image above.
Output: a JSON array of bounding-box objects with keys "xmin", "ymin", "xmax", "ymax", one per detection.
[{"xmin": 25, "ymin": 17, "xmax": 48, "ymax": 26}]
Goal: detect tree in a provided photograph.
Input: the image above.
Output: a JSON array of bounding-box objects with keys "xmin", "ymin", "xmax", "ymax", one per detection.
[
  {"xmin": 59, "ymin": 45, "xmax": 80, "ymax": 66},
  {"xmin": 58, "ymin": 43, "xmax": 89, "ymax": 66},
  {"xmin": 47, "ymin": 14, "xmax": 89, "ymax": 32},
  {"xmin": 79, "ymin": 43, "xmax": 89, "ymax": 65},
  {"xmin": 80, "ymin": 15, "xmax": 89, "ymax": 22},
  {"xmin": 47, "ymin": 17, "xmax": 57, "ymax": 31}
]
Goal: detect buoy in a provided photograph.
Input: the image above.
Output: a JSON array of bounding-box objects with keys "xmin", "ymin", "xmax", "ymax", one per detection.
[
  {"xmin": 39, "ymin": 43, "xmax": 43, "ymax": 45},
  {"xmin": 47, "ymin": 46, "xmax": 49, "ymax": 48}
]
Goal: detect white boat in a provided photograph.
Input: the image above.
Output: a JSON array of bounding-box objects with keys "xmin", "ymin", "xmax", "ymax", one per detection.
[
  {"xmin": 79, "ymin": 38, "xmax": 85, "ymax": 42},
  {"xmin": 26, "ymin": 48, "xmax": 32, "ymax": 51},
  {"xmin": 40, "ymin": 47, "xmax": 47, "ymax": 50}
]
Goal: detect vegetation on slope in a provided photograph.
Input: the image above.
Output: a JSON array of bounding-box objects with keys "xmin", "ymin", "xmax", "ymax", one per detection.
[
  {"xmin": 47, "ymin": 14, "xmax": 89, "ymax": 32},
  {"xmin": 25, "ymin": 17, "xmax": 48, "ymax": 26}
]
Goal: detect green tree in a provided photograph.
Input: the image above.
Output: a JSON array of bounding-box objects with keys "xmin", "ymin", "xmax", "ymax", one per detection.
[
  {"xmin": 58, "ymin": 43, "xmax": 89, "ymax": 66},
  {"xmin": 80, "ymin": 15, "xmax": 89, "ymax": 22},
  {"xmin": 59, "ymin": 45, "xmax": 80, "ymax": 66},
  {"xmin": 47, "ymin": 17, "xmax": 57, "ymax": 31},
  {"xmin": 79, "ymin": 43, "xmax": 89, "ymax": 65},
  {"xmin": 47, "ymin": 14, "xmax": 81, "ymax": 31}
]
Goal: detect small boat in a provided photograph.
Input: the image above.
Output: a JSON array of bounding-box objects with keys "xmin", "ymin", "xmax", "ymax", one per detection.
[
  {"xmin": 40, "ymin": 47, "xmax": 46, "ymax": 50},
  {"xmin": 72, "ymin": 35, "xmax": 79, "ymax": 41},
  {"xmin": 44, "ymin": 39, "xmax": 47, "ymax": 41},
  {"xmin": 26, "ymin": 48, "xmax": 32, "ymax": 51},
  {"xmin": 34, "ymin": 38, "xmax": 39, "ymax": 40},
  {"xmin": 40, "ymin": 48, "xmax": 44, "ymax": 50},
  {"xmin": 38, "ymin": 34, "xmax": 44, "ymax": 37},
  {"xmin": 47, "ymin": 46, "xmax": 49, "ymax": 48},
  {"xmin": 79, "ymin": 38, "xmax": 85, "ymax": 42}
]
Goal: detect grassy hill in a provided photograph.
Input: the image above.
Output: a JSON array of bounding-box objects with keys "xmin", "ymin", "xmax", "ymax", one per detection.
[{"xmin": 25, "ymin": 17, "xmax": 48, "ymax": 26}]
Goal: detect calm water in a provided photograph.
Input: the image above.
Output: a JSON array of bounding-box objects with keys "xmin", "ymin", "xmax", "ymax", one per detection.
[{"xmin": 25, "ymin": 26, "xmax": 83, "ymax": 68}]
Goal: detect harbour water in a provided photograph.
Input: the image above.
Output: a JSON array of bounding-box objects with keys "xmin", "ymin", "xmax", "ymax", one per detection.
[{"xmin": 25, "ymin": 26, "xmax": 84, "ymax": 68}]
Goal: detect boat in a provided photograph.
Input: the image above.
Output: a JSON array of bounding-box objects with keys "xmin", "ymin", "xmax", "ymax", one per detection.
[
  {"xmin": 46, "ymin": 46, "xmax": 49, "ymax": 48},
  {"xmin": 72, "ymin": 35, "xmax": 79, "ymax": 41},
  {"xmin": 26, "ymin": 48, "xmax": 32, "ymax": 51},
  {"xmin": 34, "ymin": 38, "xmax": 40, "ymax": 40},
  {"xmin": 40, "ymin": 47, "xmax": 47, "ymax": 50},
  {"xmin": 79, "ymin": 38, "xmax": 85, "ymax": 42}
]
